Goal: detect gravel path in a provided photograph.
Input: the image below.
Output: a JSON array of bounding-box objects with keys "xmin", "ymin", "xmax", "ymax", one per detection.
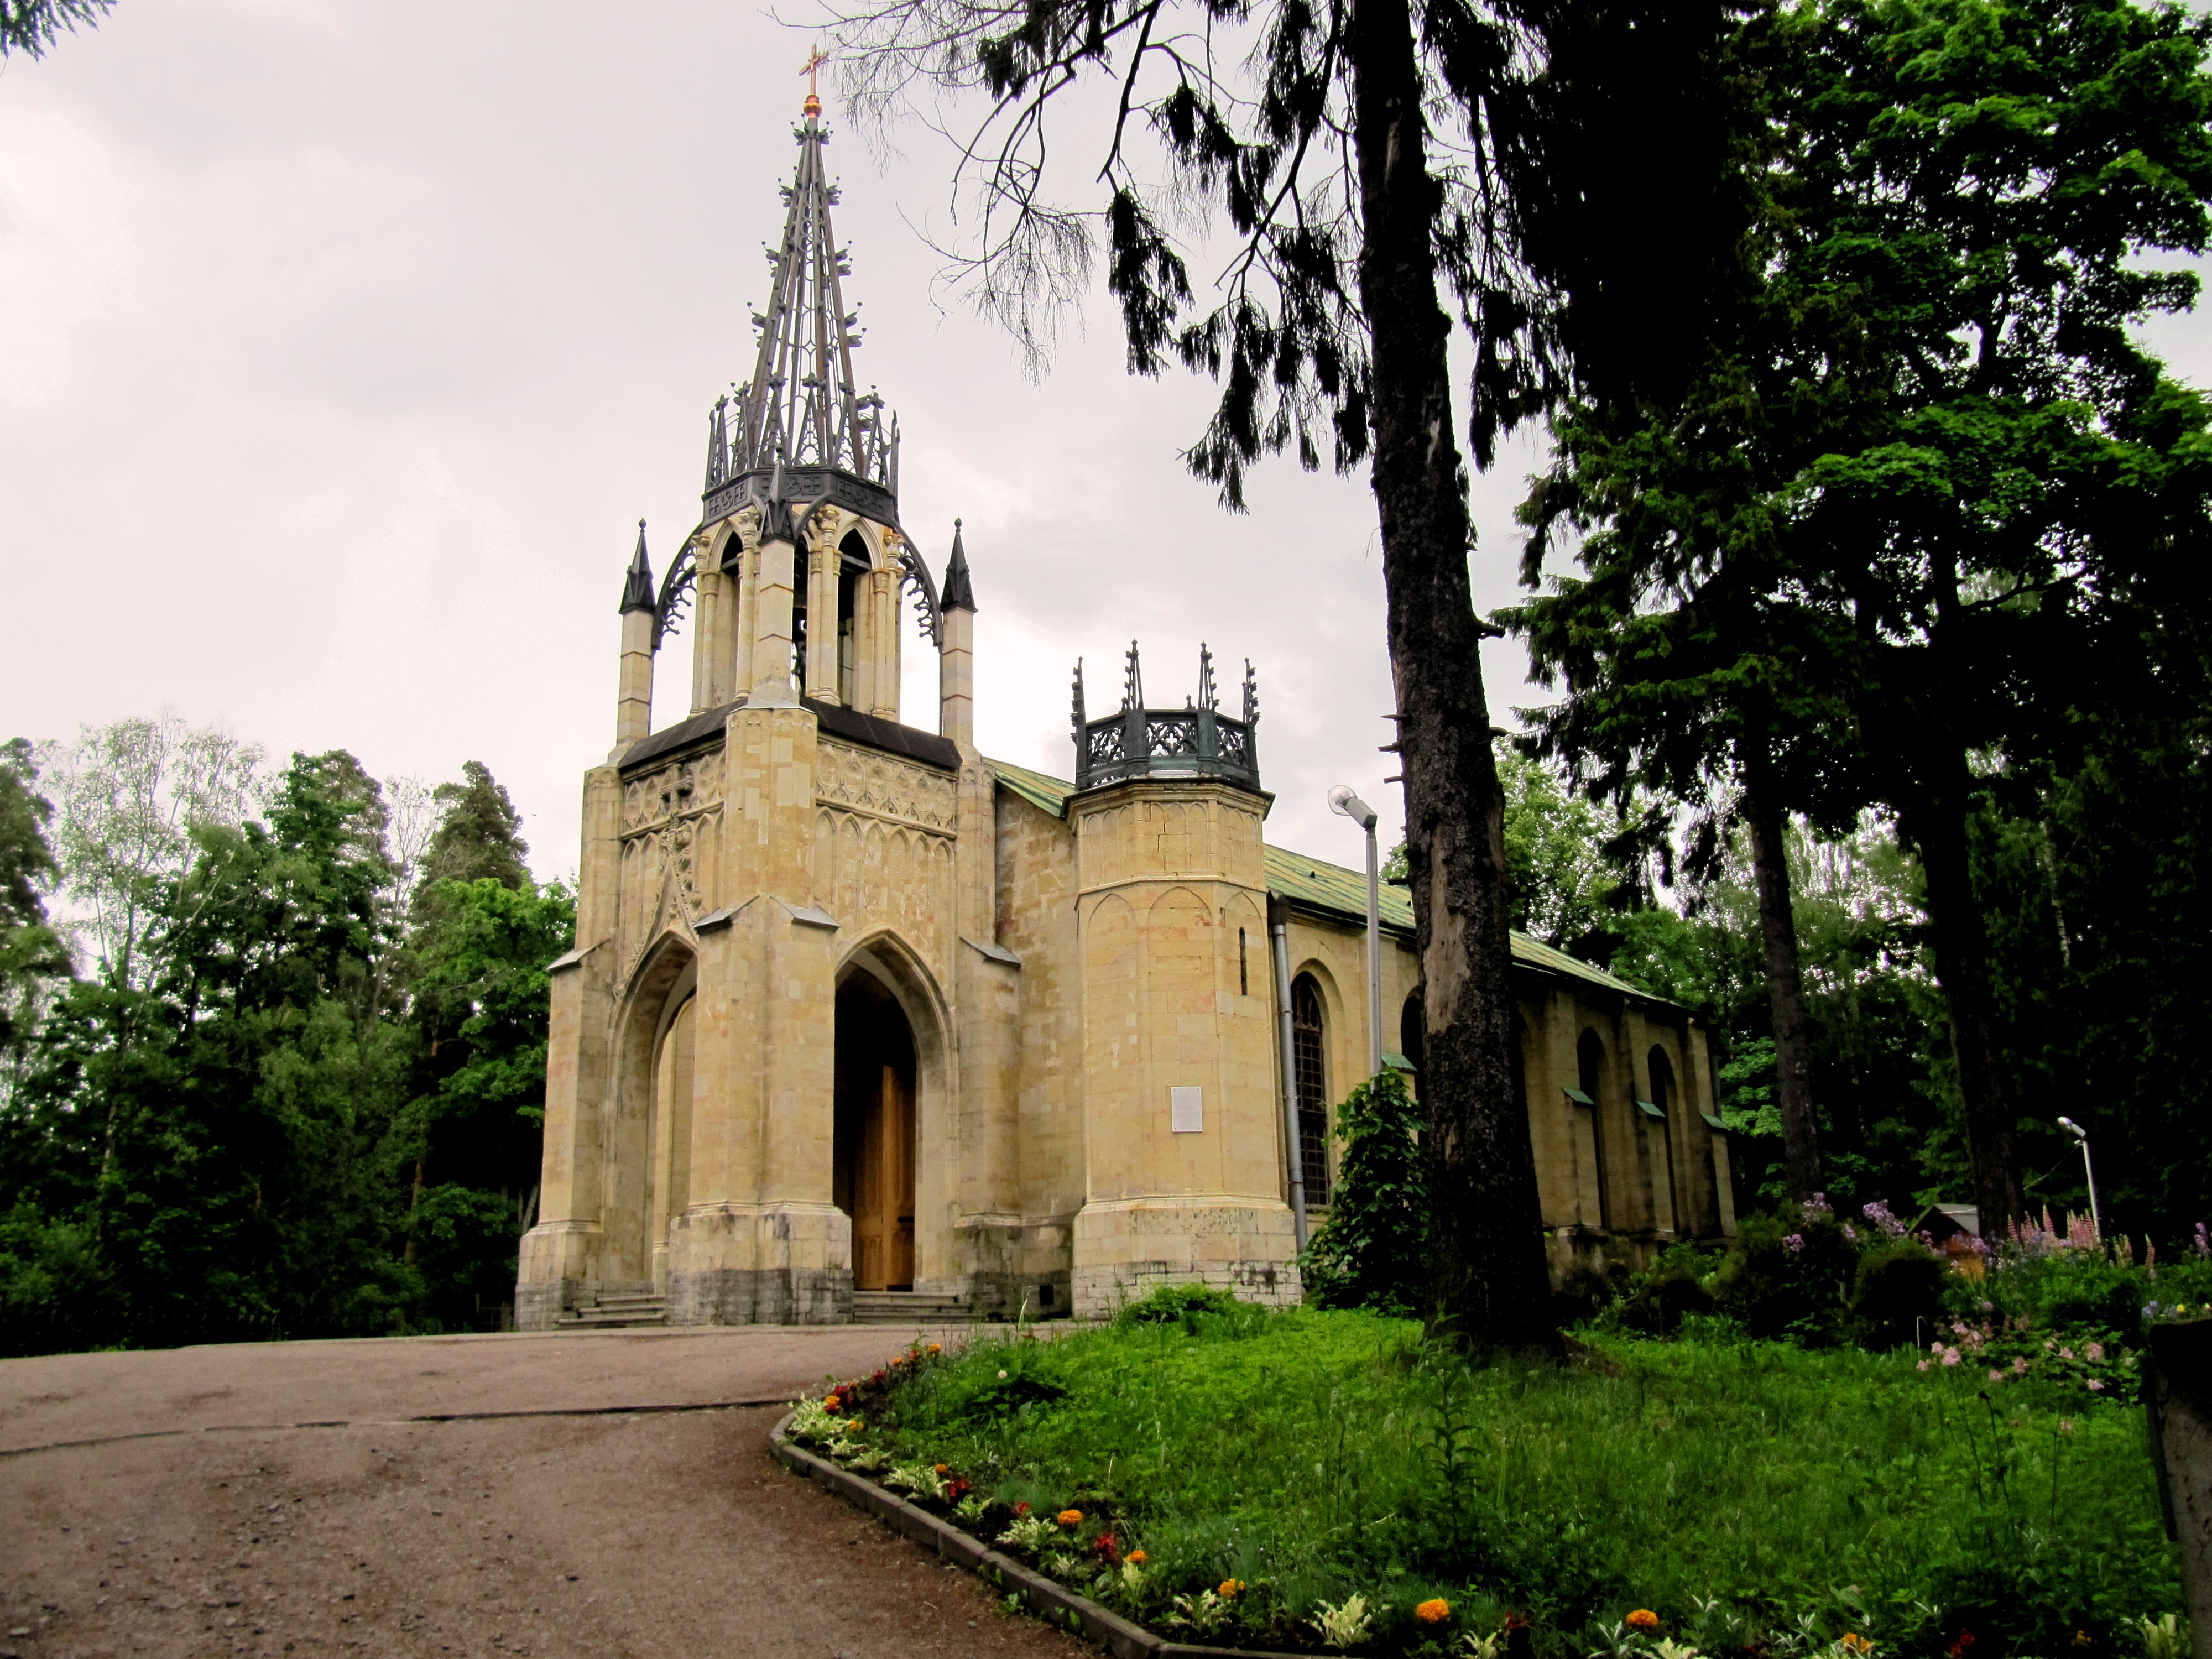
[{"xmin": 1, "ymin": 1328, "xmax": 1087, "ymax": 1659}]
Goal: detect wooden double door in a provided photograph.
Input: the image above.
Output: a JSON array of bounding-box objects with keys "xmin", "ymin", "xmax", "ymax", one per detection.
[{"xmin": 834, "ymin": 973, "xmax": 916, "ymax": 1291}]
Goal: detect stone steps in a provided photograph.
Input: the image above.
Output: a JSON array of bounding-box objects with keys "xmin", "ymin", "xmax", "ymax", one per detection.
[
  {"xmin": 851, "ymin": 1290, "xmax": 966, "ymax": 1326},
  {"xmin": 556, "ymin": 1289, "xmax": 669, "ymax": 1329}
]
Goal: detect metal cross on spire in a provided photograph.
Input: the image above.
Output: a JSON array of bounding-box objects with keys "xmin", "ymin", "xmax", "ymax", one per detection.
[{"xmin": 800, "ymin": 45, "xmax": 827, "ymax": 117}]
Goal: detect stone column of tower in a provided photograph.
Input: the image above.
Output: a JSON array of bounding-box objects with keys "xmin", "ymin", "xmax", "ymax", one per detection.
[
  {"xmin": 728, "ymin": 510, "xmax": 759, "ymax": 699},
  {"xmin": 751, "ymin": 492, "xmax": 800, "ymax": 708},
  {"xmin": 803, "ymin": 512, "xmax": 841, "ymax": 703},
  {"xmin": 615, "ymin": 521, "xmax": 656, "ymax": 746},
  {"xmin": 938, "ymin": 520, "xmax": 975, "ymax": 744},
  {"xmin": 688, "ymin": 533, "xmax": 731, "ymax": 714},
  {"xmin": 870, "ymin": 534, "xmax": 902, "ymax": 721}
]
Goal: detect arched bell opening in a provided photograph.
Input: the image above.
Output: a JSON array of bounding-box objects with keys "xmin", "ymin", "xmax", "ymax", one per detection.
[
  {"xmin": 837, "ymin": 528, "xmax": 870, "ymax": 708},
  {"xmin": 833, "ymin": 968, "xmax": 918, "ymax": 1291}
]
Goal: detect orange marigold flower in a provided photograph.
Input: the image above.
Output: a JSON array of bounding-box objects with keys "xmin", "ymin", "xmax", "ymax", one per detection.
[
  {"xmin": 1627, "ymin": 1610, "xmax": 1661, "ymax": 1632},
  {"xmin": 933, "ymin": 1464, "xmax": 951, "ymax": 1476},
  {"xmin": 1057, "ymin": 1509, "xmax": 1084, "ymax": 1527},
  {"xmin": 823, "ymin": 1396, "xmax": 841, "ymax": 1412},
  {"xmin": 1416, "ymin": 1599, "xmax": 1451, "ymax": 1625},
  {"xmin": 891, "ymin": 1354, "xmax": 907, "ymax": 1365},
  {"xmin": 1842, "ymin": 1636, "xmax": 1874, "ymax": 1656},
  {"xmin": 928, "ymin": 1343, "xmax": 943, "ymax": 1354},
  {"xmin": 1219, "ymin": 1579, "xmax": 1245, "ymax": 1599},
  {"xmin": 1127, "ymin": 1550, "xmax": 1147, "ymax": 1565}
]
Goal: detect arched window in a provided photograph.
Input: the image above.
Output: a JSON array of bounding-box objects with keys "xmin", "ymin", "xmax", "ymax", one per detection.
[
  {"xmin": 1399, "ymin": 992, "xmax": 1423, "ymax": 1088},
  {"xmin": 1292, "ymin": 973, "xmax": 1330, "ymax": 1205},
  {"xmin": 1578, "ymin": 1029, "xmax": 1613, "ymax": 1232},
  {"xmin": 1648, "ymin": 1045, "xmax": 1681, "ymax": 1235}
]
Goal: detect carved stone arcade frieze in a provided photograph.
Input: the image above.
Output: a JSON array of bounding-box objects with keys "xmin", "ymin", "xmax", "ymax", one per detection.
[{"xmin": 814, "ymin": 738, "xmax": 956, "ymax": 838}]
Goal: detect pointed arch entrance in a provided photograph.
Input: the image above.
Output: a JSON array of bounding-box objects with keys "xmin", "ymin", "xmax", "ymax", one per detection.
[
  {"xmin": 606, "ymin": 937, "xmax": 696, "ymax": 1289},
  {"xmin": 834, "ymin": 969, "xmax": 917, "ymax": 1291}
]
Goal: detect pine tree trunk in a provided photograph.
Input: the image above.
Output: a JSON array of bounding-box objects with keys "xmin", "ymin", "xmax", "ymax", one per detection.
[
  {"xmin": 1742, "ymin": 776, "xmax": 1823, "ymax": 1201},
  {"xmin": 1912, "ymin": 770, "xmax": 2026, "ymax": 1237},
  {"xmin": 1350, "ymin": 0, "xmax": 1556, "ymax": 1355}
]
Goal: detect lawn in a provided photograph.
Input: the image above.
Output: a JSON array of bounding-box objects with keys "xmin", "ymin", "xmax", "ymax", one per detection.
[{"xmin": 790, "ymin": 1301, "xmax": 2180, "ymax": 1659}]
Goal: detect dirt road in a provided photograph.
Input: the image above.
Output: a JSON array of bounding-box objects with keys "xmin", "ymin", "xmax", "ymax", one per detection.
[{"xmin": 1, "ymin": 1327, "xmax": 1085, "ymax": 1659}]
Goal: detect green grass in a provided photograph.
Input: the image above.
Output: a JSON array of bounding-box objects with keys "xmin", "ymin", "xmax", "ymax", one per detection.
[{"xmin": 835, "ymin": 1306, "xmax": 2179, "ymax": 1658}]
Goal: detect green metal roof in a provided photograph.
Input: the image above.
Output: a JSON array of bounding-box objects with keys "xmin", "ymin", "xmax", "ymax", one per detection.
[
  {"xmin": 989, "ymin": 758, "xmax": 1077, "ymax": 820},
  {"xmin": 983, "ymin": 758, "xmax": 1677, "ymax": 1010}
]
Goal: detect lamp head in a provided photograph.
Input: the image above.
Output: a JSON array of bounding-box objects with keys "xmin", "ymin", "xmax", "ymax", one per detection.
[
  {"xmin": 1327, "ymin": 786, "xmax": 1378, "ymax": 831},
  {"xmin": 2057, "ymin": 1116, "xmax": 2086, "ymax": 1141}
]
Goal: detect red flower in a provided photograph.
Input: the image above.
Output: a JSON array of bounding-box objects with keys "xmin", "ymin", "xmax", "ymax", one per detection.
[
  {"xmin": 946, "ymin": 1479, "xmax": 972, "ymax": 1502},
  {"xmin": 1949, "ymin": 1631, "xmax": 1978, "ymax": 1658},
  {"xmin": 1092, "ymin": 1533, "xmax": 1119, "ymax": 1563},
  {"xmin": 1014, "ymin": 1502, "xmax": 1031, "ymax": 1516}
]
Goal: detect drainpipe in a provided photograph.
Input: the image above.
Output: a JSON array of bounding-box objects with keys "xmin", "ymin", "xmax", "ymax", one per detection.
[{"xmin": 1271, "ymin": 905, "xmax": 1308, "ymax": 1251}]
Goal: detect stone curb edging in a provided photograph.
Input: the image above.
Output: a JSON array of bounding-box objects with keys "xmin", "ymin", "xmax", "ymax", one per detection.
[{"xmin": 770, "ymin": 1412, "xmax": 1306, "ymax": 1659}]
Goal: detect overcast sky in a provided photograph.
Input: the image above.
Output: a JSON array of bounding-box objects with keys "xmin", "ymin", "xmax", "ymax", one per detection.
[{"xmin": 6, "ymin": 1, "xmax": 2209, "ymax": 883}]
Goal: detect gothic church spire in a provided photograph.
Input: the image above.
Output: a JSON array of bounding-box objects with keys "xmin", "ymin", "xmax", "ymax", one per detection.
[{"xmin": 706, "ymin": 77, "xmax": 895, "ymax": 500}]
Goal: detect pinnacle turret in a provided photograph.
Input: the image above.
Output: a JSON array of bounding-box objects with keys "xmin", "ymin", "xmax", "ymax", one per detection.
[
  {"xmin": 941, "ymin": 519, "xmax": 975, "ymax": 612},
  {"xmin": 620, "ymin": 520, "xmax": 655, "ymax": 614}
]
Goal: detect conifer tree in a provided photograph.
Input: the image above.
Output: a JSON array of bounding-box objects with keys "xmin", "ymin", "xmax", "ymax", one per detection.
[{"xmin": 416, "ymin": 761, "xmax": 530, "ymax": 902}]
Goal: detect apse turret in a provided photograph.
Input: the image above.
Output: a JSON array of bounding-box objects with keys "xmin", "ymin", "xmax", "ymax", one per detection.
[{"xmin": 1071, "ymin": 641, "xmax": 1260, "ymax": 792}]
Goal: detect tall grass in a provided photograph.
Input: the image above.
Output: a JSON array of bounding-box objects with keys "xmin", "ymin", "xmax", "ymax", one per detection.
[{"xmin": 869, "ymin": 1307, "xmax": 2178, "ymax": 1657}]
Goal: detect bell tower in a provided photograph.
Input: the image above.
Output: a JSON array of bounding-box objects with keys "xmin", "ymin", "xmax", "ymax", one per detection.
[{"xmin": 521, "ymin": 70, "xmax": 1003, "ymax": 1331}]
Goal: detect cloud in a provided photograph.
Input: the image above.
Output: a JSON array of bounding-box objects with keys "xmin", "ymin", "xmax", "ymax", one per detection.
[{"xmin": 8, "ymin": 0, "xmax": 2206, "ymax": 884}]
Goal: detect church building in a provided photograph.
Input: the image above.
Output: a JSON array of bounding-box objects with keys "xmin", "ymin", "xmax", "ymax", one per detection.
[{"xmin": 514, "ymin": 91, "xmax": 1738, "ymax": 1331}]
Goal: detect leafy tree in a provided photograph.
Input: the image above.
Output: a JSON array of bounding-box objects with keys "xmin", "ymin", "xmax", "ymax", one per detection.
[
  {"xmin": 398, "ymin": 875, "xmax": 572, "ymax": 1327},
  {"xmin": 0, "ymin": 739, "xmax": 70, "ymax": 1069},
  {"xmin": 1509, "ymin": 0, "xmax": 2212, "ymax": 1233},
  {"xmin": 40, "ymin": 716, "xmax": 264, "ymax": 990},
  {"xmin": 1298, "ymin": 1067, "xmax": 1428, "ymax": 1316},
  {"xmin": 827, "ymin": 0, "xmax": 1770, "ymax": 1351},
  {"xmin": 0, "ymin": 739, "xmax": 567, "ymax": 1354}
]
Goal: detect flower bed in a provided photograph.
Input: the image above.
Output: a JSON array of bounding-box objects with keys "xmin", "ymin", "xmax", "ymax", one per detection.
[{"xmin": 781, "ymin": 1297, "xmax": 2184, "ymax": 1659}]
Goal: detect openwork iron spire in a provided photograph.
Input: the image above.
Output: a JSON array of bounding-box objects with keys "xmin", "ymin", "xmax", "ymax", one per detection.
[{"xmin": 705, "ymin": 97, "xmax": 895, "ymax": 498}]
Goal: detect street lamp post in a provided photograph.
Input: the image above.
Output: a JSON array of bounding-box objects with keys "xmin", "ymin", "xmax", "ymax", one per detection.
[
  {"xmin": 2058, "ymin": 1117, "xmax": 2101, "ymax": 1240},
  {"xmin": 1328, "ymin": 786, "xmax": 1384, "ymax": 1078}
]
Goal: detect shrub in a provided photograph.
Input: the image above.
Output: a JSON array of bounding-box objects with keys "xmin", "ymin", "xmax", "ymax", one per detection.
[
  {"xmin": 1613, "ymin": 1241, "xmax": 1716, "ymax": 1335},
  {"xmin": 1297, "ymin": 1067, "xmax": 1427, "ymax": 1315},
  {"xmin": 1711, "ymin": 1205, "xmax": 1858, "ymax": 1343},
  {"xmin": 1113, "ymin": 1281, "xmax": 1243, "ymax": 1327},
  {"xmin": 1850, "ymin": 1235, "xmax": 1947, "ymax": 1349}
]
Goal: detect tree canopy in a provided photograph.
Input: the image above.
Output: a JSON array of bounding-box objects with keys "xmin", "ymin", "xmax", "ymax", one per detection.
[{"xmin": 0, "ymin": 720, "xmax": 570, "ymax": 1356}]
